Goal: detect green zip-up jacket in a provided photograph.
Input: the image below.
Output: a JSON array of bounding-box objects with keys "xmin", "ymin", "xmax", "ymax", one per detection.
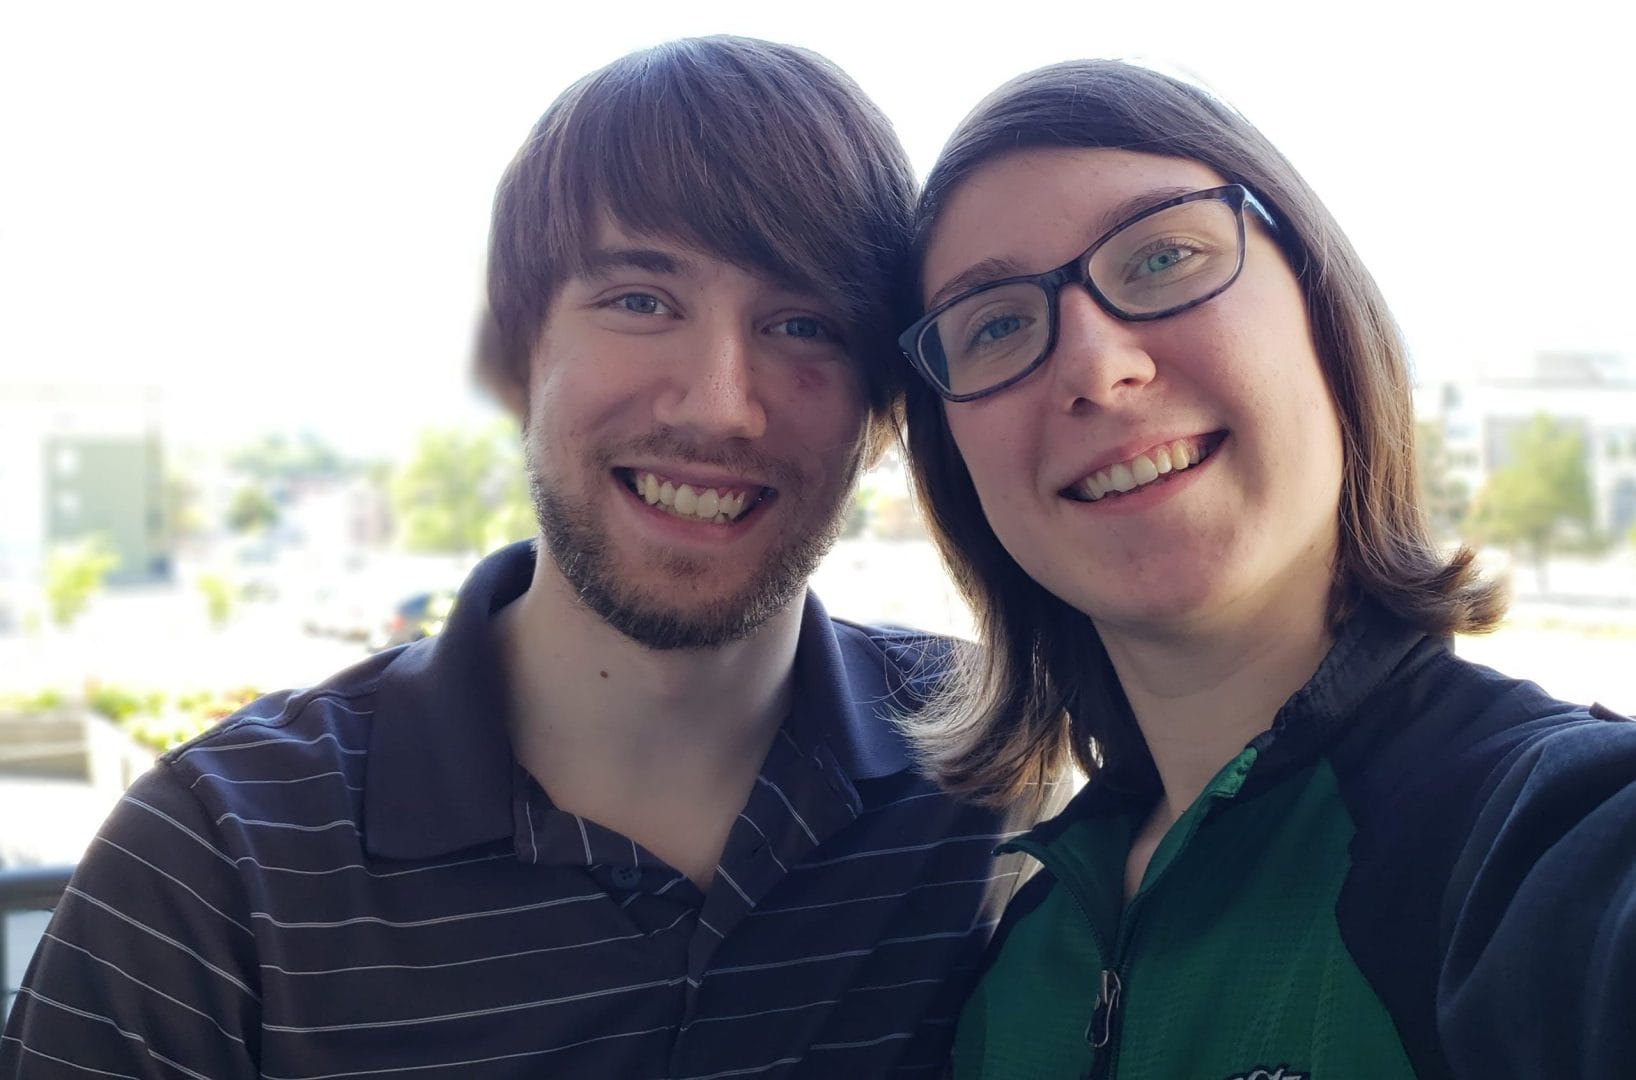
[{"xmin": 952, "ymin": 604, "xmax": 1636, "ymax": 1079}]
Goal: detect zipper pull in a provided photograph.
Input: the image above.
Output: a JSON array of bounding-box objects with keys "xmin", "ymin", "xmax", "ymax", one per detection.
[{"xmin": 1084, "ymin": 967, "xmax": 1123, "ymax": 1052}]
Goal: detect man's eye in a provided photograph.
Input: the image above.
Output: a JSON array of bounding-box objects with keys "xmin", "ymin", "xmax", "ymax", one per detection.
[
  {"xmin": 770, "ymin": 316, "xmax": 835, "ymax": 341},
  {"xmin": 609, "ymin": 293, "xmax": 669, "ymax": 315}
]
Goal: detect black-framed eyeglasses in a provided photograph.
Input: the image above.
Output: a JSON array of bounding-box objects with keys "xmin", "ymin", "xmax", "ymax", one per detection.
[{"xmin": 899, "ymin": 184, "xmax": 1280, "ymax": 402}]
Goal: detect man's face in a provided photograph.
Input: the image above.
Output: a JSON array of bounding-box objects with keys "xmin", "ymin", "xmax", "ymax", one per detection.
[{"xmin": 523, "ymin": 218, "xmax": 873, "ymax": 650}]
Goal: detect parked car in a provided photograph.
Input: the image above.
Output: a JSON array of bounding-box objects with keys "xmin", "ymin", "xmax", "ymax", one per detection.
[
  {"xmin": 369, "ymin": 589, "xmax": 456, "ymax": 652},
  {"xmin": 300, "ymin": 581, "xmax": 381, "ymax": 642},
  {"xmin": 298, "ymin": 553, "xmax": 467, "ymax": 645}
]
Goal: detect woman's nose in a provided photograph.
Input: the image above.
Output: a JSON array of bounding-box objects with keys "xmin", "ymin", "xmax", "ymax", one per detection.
[{"xmin": 1047, "ymin": 285, "xmax": 1157, "ymax": 411}]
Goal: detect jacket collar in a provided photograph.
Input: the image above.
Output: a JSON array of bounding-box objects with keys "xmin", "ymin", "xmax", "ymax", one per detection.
[
  {"xmin": 363, "ymin": 540, "xmax": 910, "ymax": 861},
  {"xmin": 1246, "ymin": 597, "xmax": 1432, "ymax": 782},
  {"xmin": 1042, "ymin": 598, "xmax": 1434, "ymax": 832}
]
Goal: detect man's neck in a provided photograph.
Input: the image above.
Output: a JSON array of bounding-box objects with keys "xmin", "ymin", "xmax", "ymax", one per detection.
[{"xmin": 494, "ymin": 550, "xmax": 805, "ymax": 885}]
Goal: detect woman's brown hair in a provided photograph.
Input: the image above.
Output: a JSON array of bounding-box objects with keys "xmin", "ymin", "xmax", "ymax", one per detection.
[{"xmin": 900, "ymin": 60, "xmax": 1505, "ymax": 808}]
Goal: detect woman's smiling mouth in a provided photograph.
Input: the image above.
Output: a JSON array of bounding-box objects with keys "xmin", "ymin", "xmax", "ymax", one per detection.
[{"xmin": 1063, "ymin": 432, "xmax": 1227, "ymax": 502}]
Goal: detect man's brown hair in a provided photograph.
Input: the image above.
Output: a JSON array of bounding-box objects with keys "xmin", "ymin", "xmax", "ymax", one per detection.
[
  {"xmin": 898, "ymin": 60, "xmax": 1506, "ymax": 809},
  {"xmin": 482, "ymin": 35, "xmax": 917, "ymax": 456}
]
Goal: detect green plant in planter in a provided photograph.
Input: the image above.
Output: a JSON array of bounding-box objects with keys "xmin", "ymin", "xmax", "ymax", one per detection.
[
  {"xmin": 84, "ymin": 684, "xmax": 164, "ymax": 724},
  {"xmin": 0, "ymin": 687, "xmax": 68, "ymax": 714},
  {"xmin": 83, "ymin": 683, "xmax": 264, "ymax": 753}
]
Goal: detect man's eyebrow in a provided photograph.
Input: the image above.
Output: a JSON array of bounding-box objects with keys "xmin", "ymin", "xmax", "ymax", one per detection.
[
  {"xmin": 925, "ymin": 186, "xmax": 1201, "ymax": 310},
  {"xmin": 579, "ymin": 247, "xmax": 692, "ymax": 279}
]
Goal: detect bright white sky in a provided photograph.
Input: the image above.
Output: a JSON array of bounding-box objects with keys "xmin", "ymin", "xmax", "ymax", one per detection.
[{"xmin": 2, "ymin": 0, "xmax": 1631, "ymax": 456}]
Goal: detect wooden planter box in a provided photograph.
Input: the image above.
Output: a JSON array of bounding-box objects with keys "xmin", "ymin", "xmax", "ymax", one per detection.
[
  {"xmin": 82, "ymin": 712, "xmax": 159, "ymax": 795},
  {"xmin": 0, "ymin": 707, "xmax": 157, "ymax": 794}
]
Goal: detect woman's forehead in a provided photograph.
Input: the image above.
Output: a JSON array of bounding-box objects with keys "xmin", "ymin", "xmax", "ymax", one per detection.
[{"xmin": 920, "ymin": 148, "xmax": 1229, "ymax": 304}]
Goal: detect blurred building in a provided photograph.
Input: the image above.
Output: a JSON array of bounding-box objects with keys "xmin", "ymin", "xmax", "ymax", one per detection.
[
  {"xmin": 0, "ymin": 385, "xmax": 171, "ymax": 630},
  {"xmin": 1420, "ymin": 351, "xmax": 1636, "ymax": 538},
  {"xmin": 280, "ymin": 475, "xmax": 394, "ymax": 553}
]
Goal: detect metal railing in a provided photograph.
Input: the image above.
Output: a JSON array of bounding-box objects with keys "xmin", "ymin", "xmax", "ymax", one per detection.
[{"xmin": 1, "ymin": 866, "xmax": 74, "ymax": 1025}]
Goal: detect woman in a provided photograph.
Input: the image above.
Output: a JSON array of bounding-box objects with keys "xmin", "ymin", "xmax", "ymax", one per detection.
[{"xmin": 898, "ymin": 60, "xmax": 1636, "ymax": 1078}]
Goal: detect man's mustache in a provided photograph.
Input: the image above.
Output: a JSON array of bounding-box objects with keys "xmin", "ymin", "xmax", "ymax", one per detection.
[{"xmin": 598, "ymin": 429, "xmax": 801, "ymax": 488}]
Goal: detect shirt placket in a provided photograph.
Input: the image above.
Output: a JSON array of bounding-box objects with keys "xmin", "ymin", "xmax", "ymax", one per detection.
[{"xmin": 668, "ymin": 727, "xmax": 864, "ymax": 1069}]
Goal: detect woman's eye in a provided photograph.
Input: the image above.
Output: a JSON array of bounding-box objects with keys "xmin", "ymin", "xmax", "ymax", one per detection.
[
  {"xmin": 969, "ymin": 314, "xmax": 1025, "ymax": 348},
  {"xmin": 1134, "ymin": 246, "xmax": 1195, "ymax": 276},
  {"xmin": 1122, "ymin": 240, "xmax": 1210, "ymax": 284}
]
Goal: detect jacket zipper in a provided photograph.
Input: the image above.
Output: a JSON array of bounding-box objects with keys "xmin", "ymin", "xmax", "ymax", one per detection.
[
  {"xmin": 1002, "ymin": 837, "xmax": 1122, "ymax": 1079},
  {"xmin": 1005, "ymin": 771, "xmax": 1248, "ymax": 1080},
  {"xmin": 1084, "ymin": 967, "xmax": 1123, "ymax": 1079}
]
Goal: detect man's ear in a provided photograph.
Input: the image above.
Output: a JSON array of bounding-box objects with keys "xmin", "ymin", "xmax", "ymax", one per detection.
[
  {"xmin": 495, "ymin": 367, "xmax": 530, "ymax": 423},
  {"xmin": 471, "ymin": 308, "xmax": 531, "ymax": 422},
  {"xmin": 472, "ymin": 357, "xmax": 530, "ymax": 422}
]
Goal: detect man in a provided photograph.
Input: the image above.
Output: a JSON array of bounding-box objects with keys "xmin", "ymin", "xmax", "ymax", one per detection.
[{"xmin": 2, "ymin": 37, "xmax": 1021, "ymax": 1079}]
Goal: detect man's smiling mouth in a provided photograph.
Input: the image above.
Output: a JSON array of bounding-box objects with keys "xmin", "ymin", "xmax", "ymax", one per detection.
[
  {"xmin": 617, "ymin": 468, "xmax": 770, "ymax": 524},
  {"xmin": 1063, "ymin": 432, "xmax": 1227, "ymax": 502}
]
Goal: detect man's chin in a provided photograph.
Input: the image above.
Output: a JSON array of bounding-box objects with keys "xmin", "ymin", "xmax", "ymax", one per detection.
[
  {"xmin": 582, "ymin": 583, "xmax": 801, "ymax": 652},
  {"xmin": 531, "ymin": 467, "xmax": 847, "ymax": 651}
]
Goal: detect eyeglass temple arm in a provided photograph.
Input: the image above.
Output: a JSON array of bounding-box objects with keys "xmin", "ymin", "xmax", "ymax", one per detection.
[{"xmin": 1241, "ymin": 187, "xmax": 1281, "ymax": 234}]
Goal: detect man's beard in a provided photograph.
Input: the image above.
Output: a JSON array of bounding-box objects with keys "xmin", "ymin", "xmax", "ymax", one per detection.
[{"xmin": 529, "ymin": 435, "xmax": 861, "ymax": 651}]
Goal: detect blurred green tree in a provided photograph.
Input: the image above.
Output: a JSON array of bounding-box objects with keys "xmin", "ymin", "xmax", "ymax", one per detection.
[
  {"xmin": 164, "ymin": 470, "xmax": 208, "ymax": 544},
  {"xmin": 44, "ymin": 536, "xmax": 120, "ymax": 627},
  {"xmin": 1472, "ymin": 414, "xmax": 1594, "ymax": 590},
  {"xmin": 229, "ymin": 431, "xmax": 351, "ymax": 482},
  {"xmin": 390, "ymin": 423, "xmax": 534, "ymax": 558},
  {"xmin": 197, "ymin": 572, "xmax": 240, "ymax": 629},
  {"xmin": 226, "ymin": 483, "xmax": 281, "ymax": 534},
  {"xmin": 1414, "ymin": 420, "xmax": 1470, "ymax": 540}
]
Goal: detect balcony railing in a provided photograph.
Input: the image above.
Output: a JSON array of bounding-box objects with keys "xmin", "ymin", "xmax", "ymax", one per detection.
[{"xmin": 1, "ymin": 866, "xmax": 74, "ymax": 1025}]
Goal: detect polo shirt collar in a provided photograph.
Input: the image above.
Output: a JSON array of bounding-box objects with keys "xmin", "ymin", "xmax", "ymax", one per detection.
[
  {"xmin": 364, "ymin": 540, "xmax": 911, "ymax": 861},
  {"xmin": 364, "ymin": 540, "xmax": 531, "ymax": 861},
  {"xmin": 785, "ymin": 589, "xmax": 914, "ymax": 782}
]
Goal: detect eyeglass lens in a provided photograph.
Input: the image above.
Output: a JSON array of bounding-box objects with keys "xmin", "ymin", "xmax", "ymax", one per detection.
[{"xmin": 919, "ymin": 194, "xmax": 1245, "ymax": 399}]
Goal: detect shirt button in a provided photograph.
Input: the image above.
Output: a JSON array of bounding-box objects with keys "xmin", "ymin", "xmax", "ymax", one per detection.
[{"xmin": 612, "ymin": 865, "xmax": 642, "ymax": 889}]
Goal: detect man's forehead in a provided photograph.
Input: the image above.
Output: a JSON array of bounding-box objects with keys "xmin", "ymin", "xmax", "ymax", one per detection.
[
  {"xmin": 579, "ymin": 216, "xmax": 698, "ymax": 278},
  {"xmin": 583, "ymin": 212, "xmax": 826, "ymax": 304}
]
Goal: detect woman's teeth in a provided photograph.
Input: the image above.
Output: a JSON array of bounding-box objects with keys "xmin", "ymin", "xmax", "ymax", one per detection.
[
  {"xmin": 1071, "ymin": 438, "xmax": 1210, "ymax": 502},
  {"xmin": 632, "ymin": 472, "xmax": 753, "ymax": 523}
]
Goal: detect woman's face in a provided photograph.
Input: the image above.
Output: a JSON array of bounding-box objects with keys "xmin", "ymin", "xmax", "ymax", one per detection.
[{"xmin": 922, "ymin": 147, "xmax": 1345, "ymax": 640}]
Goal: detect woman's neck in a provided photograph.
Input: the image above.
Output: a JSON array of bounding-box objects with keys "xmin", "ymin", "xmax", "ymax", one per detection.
[{"xmin": 1099, "ymin": 585, "xmax": 1335, "ymax": 833}]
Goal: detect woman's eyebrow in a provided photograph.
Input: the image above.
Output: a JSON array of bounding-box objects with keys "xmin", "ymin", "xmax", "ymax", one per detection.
[
  {"xmin": 925, "ymin": 186, "xmax": 1202, "ymax": 308},
  {"xmin": 1091, "ymin": 186, "xmax": 1197, "ymax": 237},
  {"xmin": 927, "ymin": 256, "xmax": 1028, "ymax": 309}
]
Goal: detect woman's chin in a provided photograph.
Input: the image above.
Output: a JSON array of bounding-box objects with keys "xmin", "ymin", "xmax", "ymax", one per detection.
[{"xmin": 1063, "ymin": 582, "xmax": 1229, "ymax": 641}]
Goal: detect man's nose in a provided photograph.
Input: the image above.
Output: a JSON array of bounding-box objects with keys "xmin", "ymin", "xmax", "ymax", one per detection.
[
  {"xmin": 1048, "ymin": 286, "xmax": 1158, "ymax": 411},
  {"xmin": 652, "ymin": 323, "xmax": 769, "ymax": 441}
]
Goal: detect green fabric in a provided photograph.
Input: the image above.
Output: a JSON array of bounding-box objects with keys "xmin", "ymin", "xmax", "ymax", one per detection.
[{"xmin": 952, "ymin": 752, "xmax": 1417, "ymax": 1078}]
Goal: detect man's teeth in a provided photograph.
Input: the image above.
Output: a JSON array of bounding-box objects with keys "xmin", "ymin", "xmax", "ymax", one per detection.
[
  {"xmin": 636, "ymin": 472, "xmax": 750, "ymax": 523},
  {"xmin": 1074, "ymin": 439, "xmax": 1206, "ymax": 502}
]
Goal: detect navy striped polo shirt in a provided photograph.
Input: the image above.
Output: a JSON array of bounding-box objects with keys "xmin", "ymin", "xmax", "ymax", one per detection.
[{"xmin": 2, "ymin": 541, "xmax": 1024, "ymax": 1079}]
